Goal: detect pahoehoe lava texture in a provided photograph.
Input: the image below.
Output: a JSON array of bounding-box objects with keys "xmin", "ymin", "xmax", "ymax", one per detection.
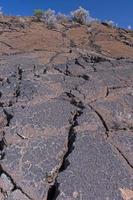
[{"xmin": 0, "ymin": 21, "xmax": 133, "ymax": 199}]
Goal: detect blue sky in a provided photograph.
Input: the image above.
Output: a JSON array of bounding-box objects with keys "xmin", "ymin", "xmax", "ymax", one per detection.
[{"xmin": 0, "ymin": 0, "xmax": 132, "ymax": 28}]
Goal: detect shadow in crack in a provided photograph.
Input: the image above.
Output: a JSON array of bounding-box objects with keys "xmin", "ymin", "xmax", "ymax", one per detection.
[
  {"xmin": 47, "ymin": 180, "xmax": 60, "ymax": 200},
  {"xmin": 59, "ymin": 130, "xmax": 76, "ymax": 172},
  {"xmin": 3, "ymin": 109, "xmax": 13, "ymax": 126}
]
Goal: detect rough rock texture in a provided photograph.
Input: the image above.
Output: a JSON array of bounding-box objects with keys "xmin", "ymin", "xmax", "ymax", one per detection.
[{"xmin": 0, "ymin": 16, "xmax": 133, "ymax": 200}]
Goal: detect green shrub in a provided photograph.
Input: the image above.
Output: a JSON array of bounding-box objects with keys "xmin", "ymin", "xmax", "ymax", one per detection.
[{"xmin": 34, "ymin": 9, "xmax": 43, "ymax": 21}]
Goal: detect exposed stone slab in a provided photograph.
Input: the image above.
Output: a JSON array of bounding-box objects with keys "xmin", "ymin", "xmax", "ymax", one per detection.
[
  {"xmin": 56, "ymin": 131, "xmax": 133, "ymax": 200},
  {"xmin": 91, "ymin": 88, "xmax": 133, "ymax": 130},
  {"xmin": 108, "ymin": 130, "xmax": 133, "ymax": 168},
  {"xmin": 1, "ymin": 130, "xmax": 70, "ymax": 199}
]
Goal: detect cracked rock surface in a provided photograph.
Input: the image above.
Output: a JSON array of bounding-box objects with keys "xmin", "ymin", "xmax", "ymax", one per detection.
[{"xmin": 0, "ymin": 47, "xmax": 133, "ymax": 199}]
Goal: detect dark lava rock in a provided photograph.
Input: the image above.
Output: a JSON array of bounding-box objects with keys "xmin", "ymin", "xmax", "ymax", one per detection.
[
  {"xmin": 56, "ymin": 131, "xmax": 133, "ymax": 200},
  {"xmin": 0, "ymin": 54, "xmax": 133, "ymax": 200}
]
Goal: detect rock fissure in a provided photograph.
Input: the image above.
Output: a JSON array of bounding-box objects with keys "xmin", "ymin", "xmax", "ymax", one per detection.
[
  {"xmin": 109, "ymin": 142, "xmax": 133, "ymax": 170},
  {"xmin": 88, "ymin": 104, "xmax": 109, "ymax": 137},
  {"xmin": 0, "ymin": 168, "xmax": 33, "ymax": 200},
  {"xmin": 3, "ymin": 110, "xmax": 13, "ymax": 127},
  {"xmin": 14, "ymin": 66, "xmax": 23, "ymax": 101},
  {"xmin": 47, "ymin": 96, "xmax": 85, "ymax": 200}
]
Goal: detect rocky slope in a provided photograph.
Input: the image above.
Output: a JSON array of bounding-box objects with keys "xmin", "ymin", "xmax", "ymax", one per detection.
[{"xmin": 0, "ymin": 16, "xmax": 133, "ymax": 200}]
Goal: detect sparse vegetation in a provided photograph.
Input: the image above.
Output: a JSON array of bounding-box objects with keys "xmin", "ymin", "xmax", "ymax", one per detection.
[
  {"xmin": 34, "ymin": 9, "xmax": 44, "ymax": 21},
  {"xmin": 56, "ymin": 13, "xmax": 69, "ymax": 23},
  {"xmin": 34, "ymin": 9, "xmax": 57, "ymax": 29},
  {"xmin": 41, "ymin": 9, "xmax": 57, "ymax": 29},
  {"xmin": 105, "ymin": 20, "xmax": 118, "ymax": 28},
  {"xmin": 106, "ymin": 20, "xmax": 115, "ymax": 26},
  {"xmin": 70, "ymin": 6, "xmax": 93, "ymax": 25},
  {"xmin": 33, "ymin": 7, "xmax": 95, "ymax": 28}
]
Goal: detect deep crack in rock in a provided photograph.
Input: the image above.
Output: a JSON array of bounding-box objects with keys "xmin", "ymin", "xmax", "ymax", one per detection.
[
  {"xmin": 47, "ymin": 98, "xmax": 85, "ymax": 200},
  {"xmin": 3, "ymin": 110, "xmax": 13, "ymax": 127}
]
